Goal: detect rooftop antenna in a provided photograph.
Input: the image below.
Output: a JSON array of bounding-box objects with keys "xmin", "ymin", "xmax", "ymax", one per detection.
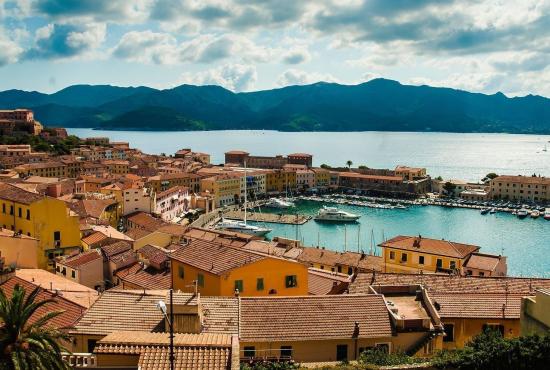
[
  {"xmin": 344, "ymin": 225, "xmax": 347, "ymax": 252},
  {"xmin": 370, "ymin": 229, "xmax": 374, "ymax": 256},
  {"xmin": 357, "ymin": 224, "xmax": 361, "ymax": 253}
]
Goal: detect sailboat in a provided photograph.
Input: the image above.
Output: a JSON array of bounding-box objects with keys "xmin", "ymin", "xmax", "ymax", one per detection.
[
  {"xmin": 216, "ymin": 164, "xmax": 272, "ymax": 237},
  {"xmin": 543, "ymin": 143, "xmax": 547, "ymax": 152}
]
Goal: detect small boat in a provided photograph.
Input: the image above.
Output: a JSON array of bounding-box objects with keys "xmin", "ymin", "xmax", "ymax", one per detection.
[
  {"xmin": 480, "ymin": 208, "xmax": 490, "ymax": 215},
  {"xmin": 394, "ymin": 204, "xmax": 408, "ymax": 210},
  {"xmin": 265, "ymin": 197, "xmax": 295, "ymax": 209},
  {"xmin": 531, "ymin": 210, "xmax": 540, "ymax": 219},
  {"xmin": 314, "ymin": 206, "xmax": 360, "ymax": 222},
  {"xmin": 489, "ymin": 208, "xmax": 497, "ymax": 214},
  {"xmin": 216, "ymin": 219, "xmax": 272, "ymax": 237},
  {"xmin": 544, "ymin": 208, "xmax": 550, "ymax": 220},
  {"xmin": 517, "ymin": 209, "xmax": 529, "ymax": 219}
]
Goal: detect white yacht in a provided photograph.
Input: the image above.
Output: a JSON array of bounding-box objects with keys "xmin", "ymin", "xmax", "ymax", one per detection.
[
  {"xmin": 544, "ymin": 208, "xmax": 550, "ymax": 220},
  {"xmin": 215, "ymin": 163, "xmax": 272, "ymax": 237},
  {"xmin": 517, "ymin": 208, "xmax": 529, "ymax": 219},
  {"xmin": 314, "ymin": 206, "xmax": 360, "ymax": 222},
  {"xmin": 265, "ymin": 197, "xmax": 295, "ymax": 209},
  {"xmin": 216, "ymin": 219, "xmax": 271, "ymax": 237}
]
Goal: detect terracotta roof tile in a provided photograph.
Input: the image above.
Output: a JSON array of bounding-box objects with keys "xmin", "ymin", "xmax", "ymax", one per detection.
[
  {"xmin": 0, "ymin": 182, "xmax": 44, "ymax": 204},
  {"xmin": 239, "ymin": 295, "xmax": 392, "ymax": 342},
  {"xmin": 171, "ymin": 239, "xmax": 266, "ymax": 275},
  {"xmin": 0, "ymin": 276, "xmax": 85, "ymax": 329},
  {"xmin": 81, "ymin": 231, "xmax": 108, "ymax": 246},
  {"xmin": 59, "ymin": 249, "xmax": 102, "ymax": 269},
  {"xmin": 116, "ymin": 266, "xmax": 171, "ymax": 290},
  {"xmin": 464, "ymin": 253, "xmax": 504, "ymax": 272},
  {"xmin": 430, "ymin": 292, "xmax": 523, "ymax": 319},
  {"xmin": 101, "ymin": 240, "xmax": 132, "ymax": 258},
  {"xmin": 308, "ymin": 269, "xmax": 350, "ymax": 295},
  {"xmin": 381, "ymin": 235, "xmax": 480, "ymax": 259}
]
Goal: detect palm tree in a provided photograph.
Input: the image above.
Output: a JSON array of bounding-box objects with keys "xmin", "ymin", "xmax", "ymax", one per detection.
[
  {"xmin": 0, "ymin": 284, "xmax": 70, "ymax": 370},
  {"xmin": 346, "ymin": 160, "xmax": 353, "ymax": 170}
]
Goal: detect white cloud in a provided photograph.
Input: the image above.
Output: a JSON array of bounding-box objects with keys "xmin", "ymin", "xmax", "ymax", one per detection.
[
  {"xmin": 277, "ymin": 69, "xmax": 338, "ymax": 86},
  {"xmin": 113, "ymin": 30, "xmax": 177, "ymax": 64},
  {"xmin": 281, "ymin": 47, "xmax": 311, "ymax": 64},
  {"xmin": 0, "ymin": 30, "xmax": 23, "ymax": 66},
  {"xmin": 180, "ymin": 63, "xmax": 257, "ymax": 92}
]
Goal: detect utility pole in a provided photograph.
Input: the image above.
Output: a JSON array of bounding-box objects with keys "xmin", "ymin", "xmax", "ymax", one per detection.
[{"xmin": 169, "ymin": 287, "xmax": 174, "ymax": 370}]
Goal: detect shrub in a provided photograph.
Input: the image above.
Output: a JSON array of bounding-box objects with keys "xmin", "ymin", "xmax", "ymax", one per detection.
[{"xmin": 358, "ymin": 347, "xmax": 424, "ymax": 366}]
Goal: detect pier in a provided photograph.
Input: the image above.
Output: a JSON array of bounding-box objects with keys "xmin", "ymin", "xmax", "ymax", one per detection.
[{"xmin": 223, "ymin": 210, "xmax": 311, "ymax": 225}]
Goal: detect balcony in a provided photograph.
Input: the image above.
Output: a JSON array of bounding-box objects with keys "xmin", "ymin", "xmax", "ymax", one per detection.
[{"xmin": 62, "ymin": 353, "xmax": 97, "ymax": 368}]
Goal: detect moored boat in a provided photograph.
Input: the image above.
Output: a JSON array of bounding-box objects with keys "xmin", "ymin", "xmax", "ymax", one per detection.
[
  {"xmin": 314, "ymin": 206, "xmax": 360, "ymax": 222},
  {"xmin": 265, "ymin": 197, "xmax": 295, "ymax": 209},
  {"xmin": 544, "ymin": 208, "xmax": 550, "ymax": 220},
  {"xmin": 216, "ymin": 219, "xmax": 272, "ymax": 236},
  {"xmin": 517, "ymin": 208, "xmax": 529, "ymax": 219},
  {"xmin": 531, "ymin": 210, "xmax": 540, "ymax": 219},
  {"xmin": 480, "ymin": 208, "xmax": 490, "ymax": 215}
]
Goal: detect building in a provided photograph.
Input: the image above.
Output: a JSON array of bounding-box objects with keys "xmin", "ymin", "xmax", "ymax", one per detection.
[
  {"xmin": 147, "ymin": 173, "xmax": 201, "ymax": 193},
  {"xmin": 0, "ymin": 144, "xmax": 32, "ymax": 157},
  {"xmin": 0, "ymin": 183, "xmax": 81, "ymax": 269},
  {"xmin": 101, "ymin": 160, "xmax": 129, "ymax": 175},
  {"xmin": 460, "ymin": 188, "xmax": 490, "ymax": 201},
  {"xmin": 287, "ymin": 153, "xmax": 313, "ymax": 167},
  {"xmin": 0, "ymin": 228, "xmax": 39, "ymax": 268},
  {"xmin": 380, "ymin": 235, "xmax": 484, "ymax": 274},
  {"xmin": 490, "ymin": 175, "xmax": 550, "ymax": 202},
  {"xmin": 200, "ymin": 173, "xmax": 242, "ymax": 208},
  {"xmin": 0, "ymin": 109, "xmax": 42, "ymax": 135},
  {"xmin": 463, "ymin": 252, "xmax": 507, "ymax": 277},
  {"xmin": 123, "ymin": 186, "xmax": 153, "ymax": 215},
  {"xmin": 265, "ymin": 169, "xmax": 296, "ymax": 194},
  {"xmin": 171, "ymin": 238, "xmax": 309, "ymax": 296},
  {"xmin": 75, "ymin": 176, "xmax": 112, "ymax": 194},
  {"xmin": 521, "ymin": 288, "xmax": 550, "ymax": 335},
  {"xmin": 153, "ymin": 186, "xmax": 190, "ymax": 221},
  {"xmin": 54, "ymin": 249, "xmax": 104, "ymax": 289},
  {"xmin": 395, "ymin": 166, "xmax": 427, "ymax": 181},
  {"xmin": 312, "ymin": 167, "xmax": 331, "ymax": 189},
  {"xmin": 339, "ymin": 172, "xmax": 405, "ymax": 195},
  {"xmin": 295, "ymin": 168, "xmax": 315, "ymax": 190},
  {"xmin": 14, "ymin": 161, "xmax": 68, "ymax": 178},
  {"xmin": 224, "ymin": 151, "xmax": 313, "ymax": 169}
]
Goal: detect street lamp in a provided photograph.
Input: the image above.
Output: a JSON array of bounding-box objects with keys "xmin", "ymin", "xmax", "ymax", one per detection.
[{"xmin": 156, "ymin": 288, "xmax": 174, "ymax": 370}]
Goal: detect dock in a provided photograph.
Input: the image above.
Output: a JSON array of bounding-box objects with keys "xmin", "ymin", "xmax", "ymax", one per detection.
[{"xmin": 223, "ymin": 210, "xmax": 310, "ymax": 225}]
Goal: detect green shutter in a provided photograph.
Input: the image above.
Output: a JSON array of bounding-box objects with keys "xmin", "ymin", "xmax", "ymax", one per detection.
[
  {"xmin": 197, "ymin": 273, "xmax": 204, "ymax": 287},
  {"xmin": 235, "ymin": 280, "xmax": 243, "ymax": 292},
  {"xmin": 256, "ymin": 278, "xmax": 264, "ymax": 291}
]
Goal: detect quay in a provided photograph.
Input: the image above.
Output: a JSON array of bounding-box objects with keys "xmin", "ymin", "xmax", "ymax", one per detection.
[{"xmin": 223, "ymin": 210, "xmax": 310, "ymax": 225}]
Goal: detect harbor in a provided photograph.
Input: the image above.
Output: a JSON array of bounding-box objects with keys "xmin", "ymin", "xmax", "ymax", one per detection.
[{"xmin": 222, "ymin": 209, "xmax": 311, "ymax": 225}]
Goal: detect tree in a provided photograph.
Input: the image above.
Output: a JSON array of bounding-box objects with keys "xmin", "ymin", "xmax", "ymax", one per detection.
[
  {"xmin": 435, "ymin": 176, "xmax": 443, "ymax": 181},
  {"xmin": 443, "ymin": 181, "xmax": 457, "ymax": 196},
  {"xmin": 358, "ymin": 165, "xmax": 369, "ymax": 169},
  {"xmin": 0, "ymin": 284, "xmax": 70, "ymax": 370},
  {"xmin": 346, "ymin": 160, "xmax": 353, "ymax": 170},
  {"xmin": 320, "ymin": 164, "xmax": 332, "ymax": 169}
]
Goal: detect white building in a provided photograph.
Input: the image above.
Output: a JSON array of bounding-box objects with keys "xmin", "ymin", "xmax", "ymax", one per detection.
[
  {"xmin": 153, "ymin": 186, "xmax": 191, "ymax": 221},
  {"xmin": 123, "ymin": 186, "xmax": 153, "ymax": 216}
]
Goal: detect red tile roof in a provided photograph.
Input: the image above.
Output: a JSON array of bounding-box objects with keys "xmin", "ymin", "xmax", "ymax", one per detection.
[
  {"xmin": 430, "ymin": 292, "xmax": 523, "ymax": 319},
  {"xmin": 60, "ymin": 249, "xmax": 102, "ymax": 269},
  {"xmin": 0, "ymin": 276, "xmax": 84, "ymax": 329},
  {"xmin": 81, "ymin": 231, "xmax": 108, "ymax": 246},
  {"xmin": 381, "ymin": 235, "xmax": 480, "ymax": 259},
  {"xmin": 0, "ymin": 182, "xmax": 44, "ymax": 204},
  {"xmin": 101, "ymin": 240, "xmax": 132, "ymax": 258},
  {"xmin": 464, "ymin": 253, "xmax": 504, "ymax": 272},
  {"xmin": 239, "ymin": 294, "xmax": 392, "ymax": 342}
]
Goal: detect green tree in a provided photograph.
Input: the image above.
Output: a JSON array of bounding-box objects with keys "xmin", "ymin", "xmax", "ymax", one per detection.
[
  {"xmin": 320, "ymin": 164, "xmax": 332, "ymax": 169},
  {"xmin": 346, "ymin": 160, "xmax": 353, "ymax": 170},
  {"xmin": 435, "ymin": 176, "xmax": 443, "ymax": 181},
  {"xmin": 0, "ymin": 284, "xmax": 70, "ymax": 370},
  {"xmin": 443, "ymin": 181, "xmax": 457, "ymax": 196},
  {"xmin": 358, "ymin": 165, "xmax": 369, "ymax": 169}
]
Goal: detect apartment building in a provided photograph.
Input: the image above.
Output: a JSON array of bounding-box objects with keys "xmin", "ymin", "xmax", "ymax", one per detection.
[
  {"xmin": 14, "ymin": 161, "xmax": 68, "ymax": 178},
  {"xmin": 123, "ymin": 186, "xmax": 153, "ymax": 215},
  {"xmin": 153, "ymin": 186, "xmax": 190, "ymax": 221},
  {"xmin": 147, "ymin": 172, "xmax": 201, "ymax": 193},
  {"xmin": 55, "ymin": 249, "xmax": 104, "ymax": 289},
  {"xmin": 200, "ymin": 173, "xmax": 242, "ymax": 207},
  {"xmin": 490, "ymin": 175, "xmax": 550, "ymax": 202},
  {"xmin": 395, "ymin": 165, "xmax": 427, "ymax": 180}
]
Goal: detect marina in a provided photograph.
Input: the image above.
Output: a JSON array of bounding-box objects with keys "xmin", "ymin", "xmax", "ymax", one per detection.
[{"xmin": 222, "ymin": 209, "xmax": 311, "ymax": 225}]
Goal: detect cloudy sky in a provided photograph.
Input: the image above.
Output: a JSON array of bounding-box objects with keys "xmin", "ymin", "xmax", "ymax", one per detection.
[{"xmin": 0, "ymin": 0, "xmax": 549, "ymax": 96}]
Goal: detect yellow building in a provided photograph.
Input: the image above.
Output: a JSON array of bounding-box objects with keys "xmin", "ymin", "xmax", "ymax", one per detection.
[
  {"xmin": 0, "ymin": 183, "xmax": 81, "ymax": 269},
  {"xmin": 14, "ymin": 161, "xmax": 68, "ymax": 178},
  {"xmin": 265, "ymin": 169, "xmax": 296, "ymax": 194},
  {"xmin": 147, "ymin": 173, "xmax": 201, "ymax": 193},
  {"xmin": 521, "ymin": 289, "xmax": 550, "ymax": 335},
  {"xmin": 200, "ymin": 173, "xmax": 242, "ymax": 208},
  {"xmin": 490, "ymin": 175, "xmax": 550, "ymax": 202},
  {"xmin": 395, "ymin": 166, "xmax": 427, "ymax": 181},
  {"xmin": 0, "ymin": 228, "xmax": 39, "ymax": 268},
  {"xmin": 102, "ymin": 160, "xmax": 129, "ymax": 175},
  {"xmin": 380, "ymin": 235, "xmax": 480, "ymax": 274},
  {"xmin": 312, "ymin": 168, "xmax": 331, "ymax": 189},
  {"xmin": 171, "ymin": 238, "xmax": 309, "ymax": 296}
]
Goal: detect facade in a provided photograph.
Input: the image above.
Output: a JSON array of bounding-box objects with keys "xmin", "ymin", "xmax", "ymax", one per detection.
[
  {"xmin": 55, "ymin": 249, "xmax": 104, "ymax": 289},
  {"xmin": 0, "ymin": 228, "xmax": 39, "ymax": 268},
  {"xmin": 147, "ymin": 173, "xmax": 201, "ymax": 193},
  {"xmin": 287, "ymin": 153, "xmax": 313, "ymax": 167},
  {"xmin": 123, "ymin": 186, "xmax": 153, "ymax": 215},
  {"xmin": 0, "ymin": 144, "xmax": 32, "ymax": 157},
  {"xmin": 0, "ymin": 109, "xmax": 42, "ymax": 135},
  {"xmin": 380, "ymin": 235, "xmax": 481, "ymax": 274},
  {"xmin": 171, "ymin": 238, "xmax": 309, "ymax": 296},
  {"xmin": 339, "ymin": 172, "xmax": 405, "ymax": 194},
  {"xmin": 224, "ymin": 151, "xmax": 313, "ymax": 169},
  {"xmin": 521, "ymin": 289, "xmax": 550, "ymax": 335},
  {"xmin": 395, "ymin": 166, "xmax": 427, "ymax": 181},
  {"xmin": 14, "ymin": 161, "xmax": 68, "ymax": 178},
  {"xmin": 0, "ymin": 183, "xmax": 81, "ymax": 269},
  {"xmin": 312, "ymin": 168, "xmax": 331, "ymax": 189},
  {"xmin": 101, "ymin": 160, "xmax": 129, "ymax": 175},
  {"xmin": 265, "ymin": 169, "xmax": 296, "ymax": 194},
  {"xmin": 490, "ymin": 175, "xmax": 550, "ymax": 202},
  {"xmin": 200, "ymin": 173, "xmax": 242, "ymax": 208},
  {"xmin": 153, "ymin": 186, "xmax": 190, "ymax": 221}
]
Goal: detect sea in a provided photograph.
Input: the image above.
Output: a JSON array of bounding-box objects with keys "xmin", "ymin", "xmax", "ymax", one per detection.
[{"xmin": 67, "ymin": 129, "xmax": 550, "ymax": 277}]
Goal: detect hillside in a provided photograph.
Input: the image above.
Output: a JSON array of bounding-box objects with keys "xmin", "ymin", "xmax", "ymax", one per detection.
[{"xmin": 1, "ymin": 79, "xmax": 550, "ymax": 133}]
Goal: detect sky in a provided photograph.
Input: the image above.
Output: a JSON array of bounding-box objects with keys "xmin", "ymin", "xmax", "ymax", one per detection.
[{"xmin": 0, "ymin": 0, "xmax": 549, "ymax": 96}]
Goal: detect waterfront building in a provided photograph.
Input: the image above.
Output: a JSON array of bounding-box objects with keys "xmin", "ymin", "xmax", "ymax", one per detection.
[
  {"xmin": 200, "ymin": 173, "xmax": 242, "ymax": 207},
  {"xmin": 521, "ymin": 289, "xmax": 550, "ymax": 335},
  {"xmin": 380, "ymin": 235, "xmax": 485, "ymax": 274},
  {"xmin": 339, "ymin": 172, "xmax": 404, "ymax": 195},
  {"xmin": 147, "ymin": 172, "xmax": 201, "ymax": 193},
  {"xmin": 295, "ymin": 168, "xmax": 315, "ymax": 191},
  {"xmin": 265, "ymin": 169, "xmax": 297, "ymax": 194},
  {"xmin": 0, "ymin": 183, "xmax": 81, "ymax": 269},
  {"xmin": 288, "ymin": 153, "xmax": 313, "ymax": 167},
  {"xmin": 0, "ymin": 144, "xmax": 32, "ymax": 157},
  {"xmin": 395, "ymin": 165, "xmax": 427, "ymax": 181},
  {"xmin": 459, "ymin": 188, "xmax": 490, "ymax": 201},
  {"xmin": 170, "ymin": 238, "xmax": 309, "ymax": 296},
  {"xmin": 122, "ymin": 185, "xmax": 153, "ymax": 215},
  {"xmin": 0, "ymin": 109, "xmax": 42, "ymax": 135},
  {"xmin": 490, "ymin": 175, "xmax": 550, "ymax": 202},
  {"xmin": 312, "ymin": 167, "xmax": 331, "ymax": 189},
  {"xmin": 224, "ymin": 150, "xmax": 313, "ymax": 169},
  {"xmin": 54, "ymin": 249, "xmax": 104, "ymax": 289}
]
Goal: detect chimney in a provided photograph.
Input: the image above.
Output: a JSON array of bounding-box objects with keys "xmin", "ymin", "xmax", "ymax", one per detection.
[{"xmin": 46, "ymin": 183, "xmax": 62, "ymax": 198}]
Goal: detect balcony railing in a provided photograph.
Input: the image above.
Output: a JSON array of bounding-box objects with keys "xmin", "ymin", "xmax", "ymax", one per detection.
[{"xmin": 62, "ymin": 353, "xmax": 97, "ymax": 368}]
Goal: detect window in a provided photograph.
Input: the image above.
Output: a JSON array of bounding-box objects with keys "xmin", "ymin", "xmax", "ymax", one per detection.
[
  {"xmin": 54, "ymin": 231, "xmax": 61, "ymax": 241},
  {"xmin": 479, "ymin": 271, "xmax": 485, "ymax": 277},
  {"xmin": 436, "ymin": 259, "xmax": 443, "ymax": 268},
  {"xmin": 9, "ymin": 205, "xmax": 13, "ymax": 215},
  {"xmin": 337, "ymin": 266, "xmax": 342, "ymax": 273},
  {"xmin": 347, "ymin": 267, "xmax": 353, "ymax": 275},
  {"xmin": 483, "ymin": 324, "xmax": 504, "ymax": 336},
  {"xmin": 243, "ymin": 346, "xmax": 255, "ymax": 358},
  {"xmin": 418, "ymin": 255, "xmax": 425, "ymax": 265},
  {"xmin": 443, "ymin": 324, "xmax": 455, "ymax": 342},
  {"xmin": 26, "ymin": 209, "xmax": 30, "ymax": 220},
  {"xmin": 285, "ymin": 275, "xmax": 298, "ymax": 288},
  {"xmin": 450, "ymin": 260, "xmax": 457, "ymax": 270},
  {"xmin": 389, "ymin": 251, "xmax": 395, "ymax": 260},
  {"xmin": 71, "ymin": 270, "xmax": 76, "ymax": 279},
  {"xmin": 376, "ymin": 343, "xmax": 390, "ymax": 353},
  {"xmin": 234, "ymin": 280, "xmax": 243, "ymax": 293},
  {"xmin": 336, "ymin": 344, "xmax": 348, "ymax": 361},
  {"xmin": 280, "ymin": 346, "xmax": 292, "ymax": 358},
  {"xmin": 1, "ymin": 204, "xmax": 4, "ymax": 214},
  {"xmin": 18, "ymin": 207, "xmax": 21, "ymax": 218},
  {"xmin": 178, "ymin": 266, "xmax": 184, "ymax": 279},
  {"xmin": 87, "ymin": 339, "xmax": 98, "ymax": 352},
  {"xmin": 256, "ymin": 278, "xmax": 264, "ymax": 291},
  {"xmin": 197, "ymin": 273, "xmax": 204, "ymax": 287},
  {"xmin": 401, "ymin": 253, "xmax": 408, "ymax": 262}
]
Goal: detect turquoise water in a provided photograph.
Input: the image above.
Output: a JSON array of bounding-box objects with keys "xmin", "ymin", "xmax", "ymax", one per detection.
[
  {"xmin": 67, "ymin": 129, "xmax": 550, "ymax": 182},
  {"xmin": 250, "ymin": 201, "xmax": 549, "ymax": 278}
]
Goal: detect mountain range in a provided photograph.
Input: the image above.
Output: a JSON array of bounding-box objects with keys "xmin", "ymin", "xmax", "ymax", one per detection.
[{"xmin": 1, "ymin": 79, "xmax": 550, "ymax": 134}]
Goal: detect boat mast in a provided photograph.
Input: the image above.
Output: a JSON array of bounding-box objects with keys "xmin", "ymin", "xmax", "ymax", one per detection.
[{"xmin": 244, "ymin": 161, "xmax": 247, "ymax": 225}]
